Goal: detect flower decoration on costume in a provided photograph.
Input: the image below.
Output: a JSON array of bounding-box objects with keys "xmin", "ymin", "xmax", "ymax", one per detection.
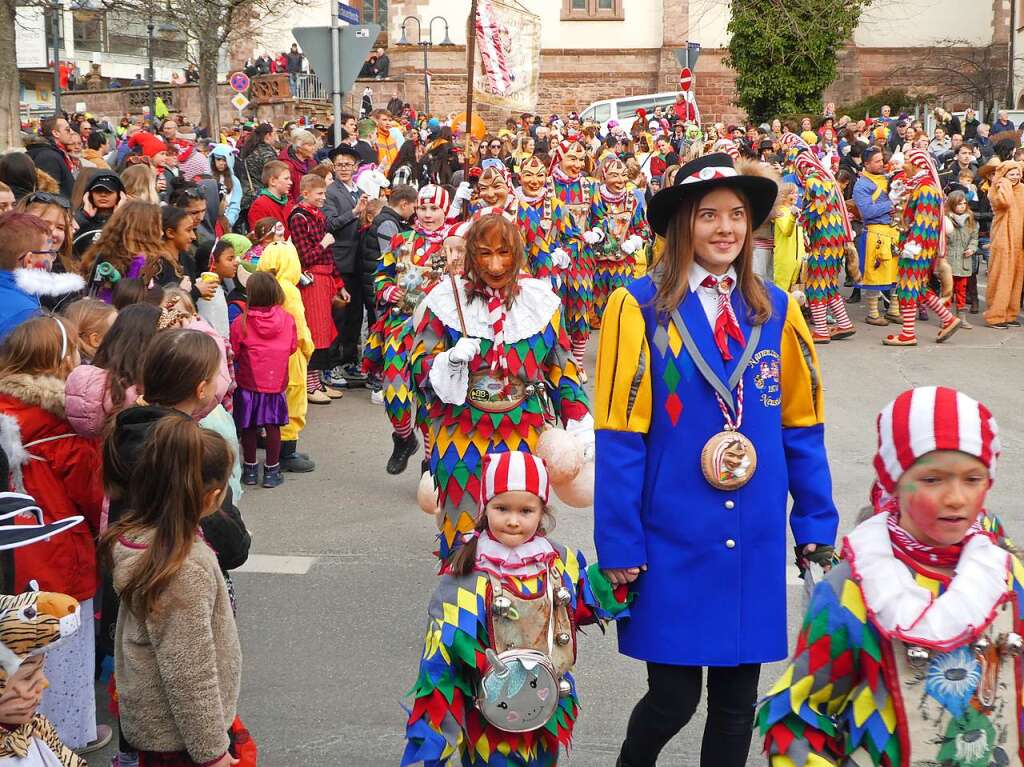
[{"xmin": 924, "ymin": 647, "xmax": 981, "ymax": 717}]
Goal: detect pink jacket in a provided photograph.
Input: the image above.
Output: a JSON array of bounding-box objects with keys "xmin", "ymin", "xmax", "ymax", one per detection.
[
  {"xmin": 65, "ymin": 364, "xmax": 139, "ymax": 439},
  {"xmin": 186, "ymin": 316, "xmax": 232, "ymax": 410},
  {"xmin": 230, "ymin": 306, "xmax": 297, "ymax": 393}
]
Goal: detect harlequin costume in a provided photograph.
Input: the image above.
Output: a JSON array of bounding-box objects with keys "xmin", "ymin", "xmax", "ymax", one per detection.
[
  {"xmin": 364, "ymin": 185, "xmax": 451, "ymax": 475},
  {"xmin": 588, "ymin": 158, "xmax": 651, "ymax": 323},
  {"xmin": 758, "ymin": 386, "xmax": 1023, "ymax": 767},
  {"xmin": 793, "ymin": 153, "xmax": 856, "ymax": 343},
  {"xmin": 514, "ymin": 166, "xmax": 578, "ymax": 289},
  {"xmin": 884, "ymin": 148, "xmax": 961, "ymax": 345},
  {"xmin": 402, "ymin": 452, "xmax": 630, "ymax": 767},
  {"xmin": 851, "ymin": 153, "xmax": 900, "ymax": 325},
  {"xmin": 410, "ymin": 257, "xmax": 592, "ymax": 560},
  {"xmin": 594, "ymin": 153, "xmax": 839, "ymax": 767},
  {"xmin": 549, "ymin": 140, "xmax": 600, "ymax": 375}
]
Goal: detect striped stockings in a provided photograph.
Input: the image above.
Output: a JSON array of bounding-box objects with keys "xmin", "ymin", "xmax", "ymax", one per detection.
[
  {"xmin": 827, "ymin": 295, "xmax": 853, "ymax": 330},
  {"xmin": 897, "ymin": 293, "xmax": 955, "ymax": 339},
  {"xmin": 570, "ymin": 336, "xmax": 587, "ymax": 373},
  {"xmin": 306, "ymin": 370, "xmax": 321, "ymax": 393},
  {"xmin": 808, "ymin": 301, "xmax": 829, "ymax": 336}
]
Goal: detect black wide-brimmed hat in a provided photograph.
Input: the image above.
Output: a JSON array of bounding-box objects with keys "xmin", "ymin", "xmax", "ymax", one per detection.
[{"xmin": 647, "ymin": 152, "xmax": 778, "ymax": 237}]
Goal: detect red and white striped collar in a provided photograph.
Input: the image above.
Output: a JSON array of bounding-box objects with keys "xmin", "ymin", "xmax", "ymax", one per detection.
[{"xmin": 679, "ymin": 165, "xmax": 739, "ymax": 185}]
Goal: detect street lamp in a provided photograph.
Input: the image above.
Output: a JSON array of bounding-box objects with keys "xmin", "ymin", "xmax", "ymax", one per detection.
[
  {"xmin": 50, "ymin": 0, "xmax": 63, "ymax": 114},
  {"xmin": 147, "ymin": 13, "xmax": 155, "ymax": 118},
  {"xmin": 397, "ymin": 15, "xmax": 454, "ymax": 115}
]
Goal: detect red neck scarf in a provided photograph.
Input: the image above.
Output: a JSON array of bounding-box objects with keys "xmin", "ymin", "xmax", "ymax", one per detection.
[{"xmin": 884, "ymin": 506, "xmax": 983, "ymax": 570}]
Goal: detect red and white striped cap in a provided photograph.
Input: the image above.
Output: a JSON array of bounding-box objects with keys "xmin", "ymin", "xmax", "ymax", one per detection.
[
  {"xmin": 873, "ymin": 386, "xmax": 1000, "ymax": 493},
  {"xmin": 480, "ymin": 451, "xmax": 550, "ymax": 512},
  {"xmin": 418, "ymin": 184, "xmax": 451, "ymax": 212}
]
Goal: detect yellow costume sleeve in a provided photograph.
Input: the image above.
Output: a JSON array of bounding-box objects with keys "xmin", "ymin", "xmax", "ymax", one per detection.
[
  {"xmin": 780, "ymin": 295, "xmax": 824, "ymax": 428},
  {"xmin": 595, "ymin": 288, "xmax": 652, "ymax": 434}
]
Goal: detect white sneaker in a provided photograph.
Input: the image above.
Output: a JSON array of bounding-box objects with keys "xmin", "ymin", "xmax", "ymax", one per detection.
[{"xmin": 371, "ymin": 389, "xmax": 385, "ymax": 405}]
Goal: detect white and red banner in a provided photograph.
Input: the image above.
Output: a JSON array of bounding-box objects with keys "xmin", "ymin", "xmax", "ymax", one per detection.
[{"xmin": 474, "ymin": 0, "xmax": 541, "ymax": 112}]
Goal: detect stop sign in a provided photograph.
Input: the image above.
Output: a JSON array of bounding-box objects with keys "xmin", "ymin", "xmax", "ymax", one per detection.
[{"xmin": 679, "ymin": 67, "xmax": 693, "ymax": 92}]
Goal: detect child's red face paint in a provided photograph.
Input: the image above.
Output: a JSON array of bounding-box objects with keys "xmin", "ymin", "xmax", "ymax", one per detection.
[{"xmin": 896, "ymin": 450, "xmax": 989, "ymax": 547}]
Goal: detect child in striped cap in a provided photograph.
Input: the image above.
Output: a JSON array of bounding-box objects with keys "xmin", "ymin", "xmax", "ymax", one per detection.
[
  {"xmin": 759, "ymin": 386, "xmax": 1023, "ymax": 767},
  {"xmin": 403, "ymin": 450, "xmax": 631, "ymax": 767}
]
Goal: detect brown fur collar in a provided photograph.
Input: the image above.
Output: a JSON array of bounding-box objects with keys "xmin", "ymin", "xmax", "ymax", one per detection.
[{"xmin": 0, "ymin": 374, "xmax": 66, "ymax": 418}]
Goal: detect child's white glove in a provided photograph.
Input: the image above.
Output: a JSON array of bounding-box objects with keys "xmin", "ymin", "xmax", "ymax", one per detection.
[
  {"xmin": 448, "ymin": 337, "xmax": 482, "ymax": 366},
  {"xmin": 565, "ymin": 414, "xmax": 596, "ymax": 461},
  {"xmin": 551, "ymin": 247, "xmax": 571, "ymax": 270},
  {"xmin": 901, "ymin": 241, "xmax": 922, "ymax": 259},
  {"xmin": 621, "ymin": 235, "xmax": 644, "ymax": 255},
  {"xmin": 454, "ymin": 182, "xmax": 473, "ymax": 202},
  {"xmin": 582, "ymin": 229, "xmax": 605, "ymax": 245}
]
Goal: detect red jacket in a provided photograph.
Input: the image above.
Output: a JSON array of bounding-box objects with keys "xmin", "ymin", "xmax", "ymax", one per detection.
[
  {"xmin": 247, "ymin": 192, "xmax": 294, "ymax": 238},
  {"xmin": 230, "ymin": 306, "xmax": 297, "ymax": 393},
  {"xmin": 0, "ymin": 373, "xmax": 104, "ymax": 601}
]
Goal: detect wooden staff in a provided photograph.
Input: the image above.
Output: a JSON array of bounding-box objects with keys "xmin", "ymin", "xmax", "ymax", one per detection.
[{"xmin": 465, "ymin": 0, "xmax": 480, "ymax": 156}]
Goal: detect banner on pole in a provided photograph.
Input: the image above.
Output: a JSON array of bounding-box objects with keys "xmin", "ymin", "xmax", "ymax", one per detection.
[{"xmin": 473, "ymin": 0, "xmax": 541, "ymax": 113}]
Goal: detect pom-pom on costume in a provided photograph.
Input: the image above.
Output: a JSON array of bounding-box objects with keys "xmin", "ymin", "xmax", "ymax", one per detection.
[
  {"xmin": 410, "ymin": 276, "xmax": 592, "ymax": 559},
  {"xmin": 758, "ymin": 385, "xmax": 1017, "ymax": 767},
  {"xmin": 402, "ymin": 452, "xmax": 630, "ymax": 767},
  {"xmin": 364, "ymin": 186, "xmax": 451, "ymax": 469},
  {"xmin": 885, "ymin": 149, "xmax": 960, "ymax": 345},
  {"xmin": 588, "ymin": 161, "xmax": 651, "ymax": 323},
  {"xmin": 793, "ymin": 153, "xmax": 856, "ymax": 342}
]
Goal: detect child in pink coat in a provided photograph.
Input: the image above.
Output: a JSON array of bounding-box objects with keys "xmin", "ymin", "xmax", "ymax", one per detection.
[{"xmin": 230, "ymin": 272, "xmax": 297, "ymax": 488}]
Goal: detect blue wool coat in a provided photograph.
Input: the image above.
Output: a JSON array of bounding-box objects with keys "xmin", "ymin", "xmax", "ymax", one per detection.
[{"xmin": 592, "ymin": 275, "xmax": 838, "ymax": 666}]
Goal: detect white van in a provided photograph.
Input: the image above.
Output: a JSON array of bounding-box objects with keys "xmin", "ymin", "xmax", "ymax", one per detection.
[{"xmin": 580, "ymin": 92, "xmax": 682, "ymax": 135}]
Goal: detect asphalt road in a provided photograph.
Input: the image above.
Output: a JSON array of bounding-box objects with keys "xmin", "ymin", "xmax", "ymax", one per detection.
[{"xmin": 95, "ymin": 299, "xmax": 1024, "ymax": 766}]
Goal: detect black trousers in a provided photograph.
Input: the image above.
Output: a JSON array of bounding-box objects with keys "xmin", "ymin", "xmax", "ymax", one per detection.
[
  {"xmin": 331, "ymin": 270, "xmax": 363, "ymax": 365},
  {"xmin": 619, "ymin": 662, "xmax": 761, "ymax": 767}
]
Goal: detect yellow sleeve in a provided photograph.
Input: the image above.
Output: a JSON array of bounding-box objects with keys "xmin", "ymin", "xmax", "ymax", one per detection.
[
  {"xmin": 595, "ymin": 288, "xmax": 652, "ymax": 433},
  {"xmin": 285, "ymin": 285, "xmax": 315, "ymax": 360},
  {"xmin": 780, "ymin": 295, "xmax": 824, "ymax": 428}
]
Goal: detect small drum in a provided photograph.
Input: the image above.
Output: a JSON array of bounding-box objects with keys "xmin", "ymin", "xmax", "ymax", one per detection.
[{"xmin": 477, "ymin": 648, "xmax": 560, "ymax": 732}]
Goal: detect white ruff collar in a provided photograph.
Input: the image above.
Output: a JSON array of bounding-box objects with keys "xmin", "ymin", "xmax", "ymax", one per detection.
[
  {"xmin": 424, "ymin": 276, "xmax": 561, "ymax": 343},
  {"xmin": 475, "ymin": 530, "xmax": 557, "ymax": 579},
  {"xmin": 845, "ymin": 513, "xmax": 1011, "ymax": 651}
]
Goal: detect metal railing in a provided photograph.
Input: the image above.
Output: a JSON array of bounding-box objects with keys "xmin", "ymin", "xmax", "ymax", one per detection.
[{"xmin": 290, "ymin": 73, "xmax": 327, "ymax": 101}]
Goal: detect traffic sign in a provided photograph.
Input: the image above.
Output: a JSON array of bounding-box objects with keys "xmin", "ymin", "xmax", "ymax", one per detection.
[
  {"xmin": 292, "ymin": 23, "xmax": 381, "ymax": 96},
  {"xmin": 230, "ymin": 72, "xmax": 251, "ymax": 93},
  {"xmin": 337, "ymin": 2, "xmax": 360, "ymax": 24},
  {"xmin": 231, "ymin": 93, "xmax": 249, "ymax": 111},
  {"xmin": 679, "ymin": 67, "xmax": 692, "ymax": 92}
]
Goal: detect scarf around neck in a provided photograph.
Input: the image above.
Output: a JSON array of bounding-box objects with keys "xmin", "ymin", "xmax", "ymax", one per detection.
[
  {"xmin": 474, "ymin": 529, "xmax": 557, "ymax": 579},
  {"xmin": 550, "ymin": 164, "xmax": 580, "ymax": 186},
  {"xmin": 600, "ymin": 184, "xmax": 628, "ymax": 204}
]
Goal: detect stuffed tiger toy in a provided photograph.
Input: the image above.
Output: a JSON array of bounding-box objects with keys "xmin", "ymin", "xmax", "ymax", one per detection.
[{"xmin": 0, "ymin": 591, "xmax": 84, "ymax": 766}]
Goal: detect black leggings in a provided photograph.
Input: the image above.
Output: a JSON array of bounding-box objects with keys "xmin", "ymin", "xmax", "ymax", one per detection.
[{"xmin": 619, "ymin": 662, "xmax": 761, "ymax": 767}]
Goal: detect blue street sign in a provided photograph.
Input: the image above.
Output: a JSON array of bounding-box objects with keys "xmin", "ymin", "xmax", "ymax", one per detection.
[{"xmin": 337, "ymin": 2, "xmax": 360, "ymax": 24}]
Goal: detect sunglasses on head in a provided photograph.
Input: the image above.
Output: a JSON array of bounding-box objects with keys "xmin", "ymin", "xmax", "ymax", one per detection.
[{"xmin": 24, "ymin": 191, "xmax": 70, "ymax": 210}]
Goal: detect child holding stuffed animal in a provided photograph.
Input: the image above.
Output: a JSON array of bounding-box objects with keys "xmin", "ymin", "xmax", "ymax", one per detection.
[{"xmin": 402, "ymin": 451, "xmax": 630, "ymax": 767}]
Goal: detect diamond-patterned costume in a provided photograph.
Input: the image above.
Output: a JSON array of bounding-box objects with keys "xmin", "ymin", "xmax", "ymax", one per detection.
[
  {"xmin": 514, "ymin": 193, "xmax": 578, "ymax": 288},
  {"xmin": 758, "ymin": 513, "xmax": 1024, "ymax": 767},
  {"xmin": 800, "ymin": 172, "xmax": 851, "ymax": 304},
  {"xmin": 364, "ymin": 229, "xmax": 445, "ymax": 437},
  {"xmin": 411, "ymin": 278, "xmax": 591, "ymax": 559},
  {"xmin": 402, "ymin": 543, "xmax": 630, "ymax": 766},
  {"xmin": 896, "ymin": 181, "xmax": 942, "ymax": 304},
  {"xmin": 588, "ymin": 187, "xmax": 651, "ymax": 321},
  {"xmin": 550, "ymin": 176, "xmax": 595, "ymax": 340}
]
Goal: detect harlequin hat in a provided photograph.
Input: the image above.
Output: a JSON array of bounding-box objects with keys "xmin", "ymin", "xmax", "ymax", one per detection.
[
  {"xmin": 873, "ymin": 386, "xmax": 1000, "ymax": 494},
  {"xmin": 646, "ymin": 152, "xmax": 778, "ymax": 237},
  {"xmin": 480, "ymin": 451, "xmax": 550, "ymax": 513},
  {"xmin": 417, "ymin": 184, "xmax": 451, "ymax": 212}
]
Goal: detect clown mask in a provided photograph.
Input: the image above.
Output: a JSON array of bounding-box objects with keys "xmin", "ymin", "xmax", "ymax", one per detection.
[
  {"xmin": 604, "ymin": 161, "xmax": 628, "ymax": 195},
  {"xmin": 473, "ymin": 226, "xmax": 517, "ymax": 290},
  {"xmin": 520, "ymin": 159, "xmax": 548, "ymax": 198},
  {"xmin": 559, "ymin": 144, "xmax": 586, "ymax": 178},
  {"xmin": 478, "ymin": 171, "xmax": 510, "ymax": 207}
]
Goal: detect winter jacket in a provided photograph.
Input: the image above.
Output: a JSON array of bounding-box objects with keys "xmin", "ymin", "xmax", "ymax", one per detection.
[
  {"xmin": 230, "ymin": 306, "xmax": 297, "ymax": 393},
  {"xmin": 73, "ymin": 209, "xmax": 112, "ymax": 259},
  {"xmin": 943, "ymin": 213, "xmax": 979, "ymax": 277},
  {"xmin": 185, "ymin": 317, "xmax": 232, "ymax": 411},
  {"xmin": 278, "ymin": 145, "xmax": 314, "ymax": 203},
  {"xmin": 210, "ymin": 144, "xmax": 242, "ymax": 226},
  {"xmin": 246, "ymin": 191, "xmax": 293, "ymax": 237},
  {"xmin": 0, "ymin": 271, "xmax": 42, "ymax": 340},
  {"xmin": 24, "ymin": 136, "xmax": 75, "ymax": 200},
  {"xmin": 111, "ymin": 529, "xmax": 241, "ymax": 764},
  {"xmin": 0, "ymin": 269, "xmax": 86, "ymax": 339},
  {"xmin": 238, "ymin": 143, "xmax": 278, "ymax": 211},
  {"xmin": 0, "ymin": 374, "xmax": 103, "ymax": 601},
  {"xmin": 65, "ymin": 364, "xmax": 139, "ymax": 439}
]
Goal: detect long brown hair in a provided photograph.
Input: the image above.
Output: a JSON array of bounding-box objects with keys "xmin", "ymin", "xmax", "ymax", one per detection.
[
  {"xmin": 140, "ymin": 329, "xmax": 220, "ymax": 406},
  {"xmin": 463, "ymin": 214, "xmax": 525, "ymax": 307},
  {"xmin": 0, "ymin": 315, "xmax": 79, "ymax": 380},
  {"xmin": 81, "ymin": 200, "xmax": 164, "ymax": 279},
  {"xmin": 14, "ymin": 197, "xmax": 74, "ymax": 273},
  {"xmin": 654, "ymin": 191, "xmax": 773, "ymax": 324},
  {"xmin": 99, "ymin": 417, "xmax": 233, "ymax": 618}
]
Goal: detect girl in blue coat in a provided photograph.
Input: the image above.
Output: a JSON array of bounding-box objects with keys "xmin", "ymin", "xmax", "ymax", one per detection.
[{"xmin": 593, "ymin": 152, "xmax": 840, "ymax": 767}]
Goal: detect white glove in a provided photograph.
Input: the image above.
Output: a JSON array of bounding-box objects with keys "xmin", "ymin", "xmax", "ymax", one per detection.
[
  {"xmin": 902, "ymin": 241, "xmax": 922, "ymax": 259},
  {"xmin": 621, "ymin": 235, "xmax": 643, "ymax": 255},
  {"xmin": 582, "ymin": 229, "xmax": 604, "ymax": 245},
  {"xmin": 454, "ymin": 181, "xmax": 473, "ymax": 202},
  {"xmin": 551, "ymin": 247, "xmax": 571, "ymax": 270},
  {"xmin": 448, "ymin": 337, "xmax": 482, "ymax": 366},
  {"xmin": 565, "ymin": 414, "xmax": 596, "ymax": 461}
]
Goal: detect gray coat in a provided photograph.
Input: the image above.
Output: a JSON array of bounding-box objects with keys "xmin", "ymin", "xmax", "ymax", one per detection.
[
  {"xmin": 323, "ymin": 181, "xmax": 363, "ymax": 273},
  {"xmin": 944, "ymin": 212, "xmax": 979, "ymax": 277}
]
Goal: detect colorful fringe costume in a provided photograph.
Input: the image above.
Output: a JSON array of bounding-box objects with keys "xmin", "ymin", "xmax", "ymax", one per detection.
[
  {"xmin": 549, "ymin": 172, "xmax": 595, "ymax": 368},
  {"xmin": 796, "ymin": 156, "xmax": 855, "ymax": 339},
  {"xmin": 513, "ymin": 191, "xmax": 577, "ymax": 287},
  {"xmin": 411, "ymin": 278, "xmax": 591, "ymax": 559},
  {"xmin": 364, "ymin": 228, "xmax": 446, "ymax": 443},
  {"xmin": 402, "ymin": 542, "xmax": 629, "ymax": 767},
  {"xmin": 757, "ymin": 513, "xmax": 1024, "ymax": 767},
  {"xmin": 588, "ymin": 185, "xmax": 650, "ymax": 321}
]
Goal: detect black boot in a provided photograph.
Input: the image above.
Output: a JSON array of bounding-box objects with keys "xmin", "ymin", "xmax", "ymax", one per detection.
[
  {"xmin": 845, "ymin": 287, "xmax": 861, "ymax": 304},
  {"xmin": 280, "ymin": 440, "xmax": 315, "ymax": 472},
  {"xmin": 386, "ymin": 432, "xmax": 419, "ymax": 475}
]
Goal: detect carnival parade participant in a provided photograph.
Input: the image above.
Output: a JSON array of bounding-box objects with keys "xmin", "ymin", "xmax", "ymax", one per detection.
[
  {"xmin": 550, "ymin": 139, "xmax": 601, "ymax": 378},
  {"xmin": 411, "ymin": 214, "xmax": 592, "ymax": 559},
  {"xmin": 884, "ymin": 148, "xmax": 961, "ymax": 345},
  {"xmin": 589, "ymin": 157, "xmax": 652, "ymax": 324},
  {"xmin": 470, "ymin": 162, "xmax": 516, "ymax": 218},
  {"xmin": 593, "ymin": 153, "xmax": 839, "ymax": 767},
  {"xmin": 402, "ymin": 451, "xmax": 630, "ymax": 767},
  {"xmin": 852, "ymin": 147, "xmax": 902, "ymax": 325},
  {"xmin": 365, "ymin": 184, "xmax": 451, "ymax": 476},
  {"xmin": 758, "ymin": 386, "xmax": 1019, "ymax": 767},
  {"xmin": 793, "ymin": 153, "xmax": 857, "ymax": 343},
  {"xmin": 514, "ymin": 156, "xmax": 577, "ymax": 287}
]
